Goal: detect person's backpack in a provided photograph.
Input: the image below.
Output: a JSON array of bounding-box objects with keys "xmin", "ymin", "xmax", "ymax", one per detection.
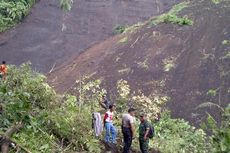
[
  {"xmin": 148, "ymin": 124, "xmax": 155, "ymax": 138},
  {"xmin": 145, "ymin": 122, "xmax": 155, "ymax": 138}
]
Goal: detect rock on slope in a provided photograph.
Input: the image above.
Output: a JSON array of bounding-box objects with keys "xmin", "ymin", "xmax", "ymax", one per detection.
[{"xmin": 49, "ymin": 0, "xmax": 230, "ymax": 124}]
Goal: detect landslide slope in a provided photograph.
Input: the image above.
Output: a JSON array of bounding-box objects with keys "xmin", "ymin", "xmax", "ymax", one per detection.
[
  {"xmin": 49, "ymin": 0, "xmax": 230, "ymax": 124},
  {"xmin": 0, "ymin": 0, "xmax": 180, "ymax": 72}
]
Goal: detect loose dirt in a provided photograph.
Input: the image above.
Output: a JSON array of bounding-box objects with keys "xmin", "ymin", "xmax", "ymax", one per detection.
[
  {"xmin": 0, "ymin": 0, "xmax": 180, "ymax": 72},
  {"xmin": 48, "ymin": 0, "xmax": 230, "ymax": 125}
]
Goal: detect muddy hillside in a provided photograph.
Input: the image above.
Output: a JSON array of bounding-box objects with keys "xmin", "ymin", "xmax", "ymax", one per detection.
[
  {"xmin": 0, "ymin": 0, "xmax": 180, "ymax": 72},
  {"xmin": 49, "ymin": 0, "xmax": 230, "ymax": 124}
]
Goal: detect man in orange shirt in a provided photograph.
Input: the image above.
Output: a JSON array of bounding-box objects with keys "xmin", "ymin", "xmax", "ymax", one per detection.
[{"xmin": 0, "ymin": 61, "xmax": 7, "ymax": 80}]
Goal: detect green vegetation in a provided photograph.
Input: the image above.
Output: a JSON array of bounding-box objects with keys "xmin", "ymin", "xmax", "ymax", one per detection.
[
  {"xmin": 60, "ymin": 0, "xmax": 73, "ymax": 11},
  {"xmin": 0, "ymin": 64, "xmax": 103, "ymax": 152},
  {"xmin": 151, "ymin": 2, "xmax": 193, "ymax": 26},
  {"xmin": 207, "ymin": 89, "xmax": 217, "ymax": 97},
  {"xmin": 201, "ymin": 105, "xmax": 230, "ymax": 152},
  {"xmin": 222, "ymin": 51, "xmax": 230, "ymax": 59},
  {"xmin": 163, "ymin": 57, "xmax": 176, "ymax": 72},
  {"xmin": 119, "ymin": 36, "xmax": 128, "ymax": 43},
  {"xmin": 222, "ymin": 40, "xmax": 230, "ymax": 45},
  {"xmin": 113, "ymin": 23, "xmax": 144, "ymax": 35},
  {"xmin": 160, "ymin": 14, "xmax": 193, "ymax": 25},
  {"xmin": 113, "ymin": 2, "xmax": 192, "ymax": 35},
  {"xmin": 113, "ymin": 25, "xmax": 127, "ymax": 34},
  {"xmin": 123, "ymin": 22, "xmax": 144, "ymax": 34},
  {"xmin": 152, "ymin": 111, "xmax": 211, "ymax": 153},
  {"xmin": 0, "ymin": 64, "xmax": 229, "ymax": 152},
  {"xmin": 137, "ymin": 58, "xmax": 149, "ymax": 70},
  {"xmin": 212, "ymin": 0, "xmax": 221, "ymax": 4},
  {"xmin": 0, "ymin": 0, "xmax": 36, "ymax": 32}
]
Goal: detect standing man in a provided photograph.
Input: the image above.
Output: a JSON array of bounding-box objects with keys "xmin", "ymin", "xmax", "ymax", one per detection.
[
  {"xmin": 103, "ymin": 104, "xmax": 117, "ymax": 144},
  {"xmin": 122, "ymin": 108, "xmax": 136, "ymax": 153},
  {"xmin": 139, "ymin": 113, "xmax": 150, "ymax": 153},
  {"xmin": 0, "ymin": 61, "xmax": 7, "ymax": 80},
  {"xmin": 100, "ymin": 95, "xmax": 109, "ymax": 110}
]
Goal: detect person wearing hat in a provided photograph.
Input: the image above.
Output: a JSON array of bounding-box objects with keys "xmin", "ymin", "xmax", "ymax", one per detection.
[
  {"xmin": 121, "ymin": 108, "xmax": 136, "ymax": 153},
  {"xmin": 139, "ymin": 113, "xmax": 150, "ymax": 153}
]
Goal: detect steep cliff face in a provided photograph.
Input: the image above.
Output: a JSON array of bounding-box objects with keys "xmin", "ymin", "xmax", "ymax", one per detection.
[
  {"xmin": 0, "ymin": 0, "xmax": 180, "ymax": 72},
  {"xmin": 49, "ymin": 0, "xmax": 230, "ymax": 124}
]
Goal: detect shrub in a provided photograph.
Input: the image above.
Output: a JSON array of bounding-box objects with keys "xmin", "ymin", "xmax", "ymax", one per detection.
[
  {"xmin": 152, "ymin": 111, "xmax": 211, "ymax": 153},
  {"xmin": 151, "ymin": 2, "xmax": 193, "ymax": 26},
  {"xmin": 203, "ymin": 104, "xmax": 230, "ymax": 153},
  {"xmin": 113, "ymin": 25, "xmax": 126, "ymax": 34},
  {"xmin": 0, "ymin": 0, "xmax": 36, "ymax": 32},
  {"xmin": 162, "ymin": 14, "xmax": 193, "ymax": 25},
  {"xmin": 0, "ymin": 64, "xmax": 102, "ymax": 152}
]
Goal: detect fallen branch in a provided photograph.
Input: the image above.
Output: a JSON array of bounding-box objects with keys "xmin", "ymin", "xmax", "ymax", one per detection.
[
  {"xmin": 48, "ymin": 62, "xmax": 56, "ymax": 74},
  {"xmin": 130, "ymin": 36, "xmax": 140, "ymax": 48},
  {"xmin": 4, "ymin": 122, "xmax": 23, "ymax": 138},
  {"xmin": 0, "ymin": 122, "xmax": 31, "ymax": 153}
]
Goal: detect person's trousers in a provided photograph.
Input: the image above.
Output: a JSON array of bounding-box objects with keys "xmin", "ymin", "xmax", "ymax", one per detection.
[
  {"xmin": 139, "ymin": 138, "xmax": 149, "ymax": 153},
  {"xmin": 104, "ymin": 122, "xmax": 116, "ymax": 143},
  {"xmin": 122, "ymin": 127, "xmax": 133, "ymax": 153}
]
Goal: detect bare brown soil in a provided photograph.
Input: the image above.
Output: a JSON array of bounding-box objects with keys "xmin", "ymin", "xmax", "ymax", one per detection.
[
  {"xmin": 0, "ymin": 0, "xmax": 180, "ymax": 72},
  {"xmin": 48, "ymin": 0, "xmax": 230, "ymax": 125}
]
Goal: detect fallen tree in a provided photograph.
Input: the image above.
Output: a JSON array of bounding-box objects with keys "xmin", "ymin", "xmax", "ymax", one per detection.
[{"xmin": 0, "ymin": 122, "xmax": 29, "ymax": 153}]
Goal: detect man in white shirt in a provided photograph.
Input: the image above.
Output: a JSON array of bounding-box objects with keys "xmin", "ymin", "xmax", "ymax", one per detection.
[
  {"xmin": 122, "ymin": 108, "xmax": 136, "ymax": 153},
  {"xmin": 103, "ymin": 104, "xmax": 117, "ymax": 144}
]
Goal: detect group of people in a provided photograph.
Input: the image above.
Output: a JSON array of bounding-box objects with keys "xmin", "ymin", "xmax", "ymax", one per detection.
[
  {"xmin": 100, "ymin": 96, "xmax": 152, "ymax": 153},
  {"xmin": 1, "ymin": 60, "xmax": 151, "ymax": 152},
  {"xmin": 0, "ymin": 61, "xmax": 7, "ymax": 80}
]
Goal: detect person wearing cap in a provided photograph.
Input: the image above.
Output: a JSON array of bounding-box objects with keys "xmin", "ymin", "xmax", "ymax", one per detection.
[
  {"xmin": 103, "ymin": 104, "xmax": 117, "ymax": 144},
  {"xmin": 139, "ymin": 113, "xmax": 150, "ymax": 153},
  {"xmin": 121, "ymin": 108, "xmax": 136, "ymax": 153}
]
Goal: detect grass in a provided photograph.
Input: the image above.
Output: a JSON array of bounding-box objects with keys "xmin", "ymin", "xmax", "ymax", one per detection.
[
  {"xmin": 160, "ymin": 14, "xmax": 193, "ymax": 25},
  {"xmin": 212, "ymin": 0, "xmax": 221, "ymax": 4},
  {"xmin": 113, "ymin": 25, "xmax": 126, "ymax": 34},
  {"xmin": 113, "ymin": 22, "xmax": 144, "ymax": 35},
  {"xmin": 123, "ymin": 22, "xmax": 144, "ymax": 34},
  {"xmin": 137, "ymin": 58, "xmax": 149, "ymax": 70},
  {"xmin": 119, "ymin": 36, "xmax": 128, "ymax": 43},
  {"xmin": 221, "ymin": 51, "xmax": 230, "ymax": 59},
  {"xmin": 222, "ymin": 40, "xmax": 230, "ymax": 45},
  {"xmin": 206, "ymin": 89, "xmax": 217, "ymax": 97},
  {"xmin": 163, "ymin": 57, "xmax": 176, "ymax": 72},
  {"xmin": 151, "ymin": 2, "xmax": 193, "ymax": 26},
  {"xmin": 113, "ymin": 2, "xmax": 192, "ymax": 35}
]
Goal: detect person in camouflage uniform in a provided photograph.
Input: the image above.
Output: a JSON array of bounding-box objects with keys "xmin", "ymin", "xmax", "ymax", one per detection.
[{"xmin": 139, "ymin": 113, "xmax": 150, "ymax": 153}]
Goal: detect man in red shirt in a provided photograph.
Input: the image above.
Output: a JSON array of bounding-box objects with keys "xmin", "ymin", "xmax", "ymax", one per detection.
[
  {"xmin": 0, "ymin": 61, "xmax": 7, "ymax": 80},
  {"xmin": 103, "ymin": 104, "xmax": 117, "ymax": 144}
]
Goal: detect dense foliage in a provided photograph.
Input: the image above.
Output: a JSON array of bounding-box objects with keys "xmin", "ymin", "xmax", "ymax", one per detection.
[
  {"xmin": 0, "ymin": 0, "xmax": 36, "ymax": 32},
  {"xmin": 152, "ymin": 111, "xmax": 211, "ymax": 153},
  {"xmin": 0, "ymin": 64, "xmax": 229, "ymax": 153},
  {"xmin": 202, "ymin": 105, "xmax": 230, "ymax": 153},
  {"xmin": 0, "ymin": 64, "xmax": 102, "ymax": 152}
]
